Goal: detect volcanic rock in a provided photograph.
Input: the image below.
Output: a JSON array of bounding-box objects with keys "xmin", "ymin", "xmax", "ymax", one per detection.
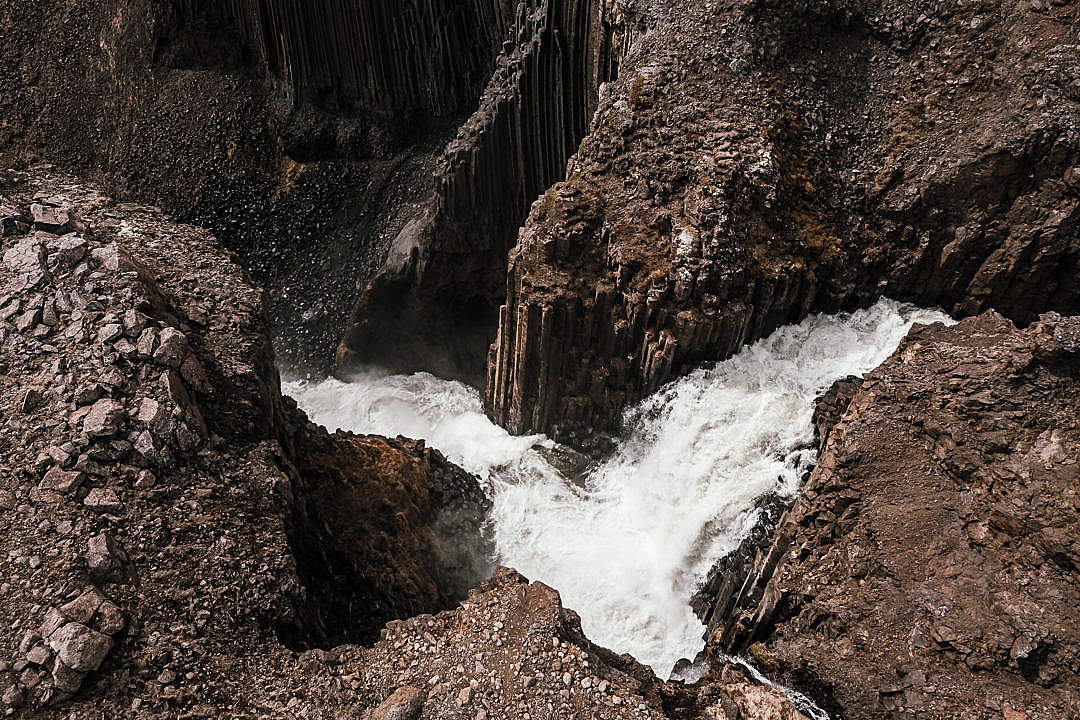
[
  {"xmin": 46, "ymin": 624, "xmax": 113, "ymax": 673},
  {"xmin": 703, "ymin": 312, "xmax": 1080, "ymax": 720},
  {"xmin": 82, "ymin": 399, "xmax": 125, "ymax": 437}
]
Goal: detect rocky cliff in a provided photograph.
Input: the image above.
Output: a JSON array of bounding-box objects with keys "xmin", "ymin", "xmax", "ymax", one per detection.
[
  {"xmin": 701, "ymin": 312, "xmax": 1080, "ymax": 719},
  {"xmin": 485, "ymin": 0, "xmax": 1080, "ymax": 446},
  {"xmin": 0, "ymin": 0, "xmax": 633, "ymax": 383},
  {"xmin": 178, "ymin": 0, "xmax": 515, "ymax": 118}
]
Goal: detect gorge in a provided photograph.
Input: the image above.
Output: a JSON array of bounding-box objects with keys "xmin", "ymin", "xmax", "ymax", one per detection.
[{"xmin": 1, "ymin": 0, "xmax": 1079, "ymax": 719}]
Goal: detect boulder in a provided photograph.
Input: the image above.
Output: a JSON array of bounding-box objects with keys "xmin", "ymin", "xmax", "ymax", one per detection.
[{"xmin": 47, "ymin": 623, "xmax": 113, "ymax": 672}]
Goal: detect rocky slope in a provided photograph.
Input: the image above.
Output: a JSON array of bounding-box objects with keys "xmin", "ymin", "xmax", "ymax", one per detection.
[
  {"xmin": 485, "ymin": 0, "xmax": 1080, "ymax": 446},
  {"xmin": 701, "ymin": 312, "xmax": 1080, "ymax": 719},
  {"xmin": 0, "ymin": 169, "xmax": 812, "ymax": 719},
  {"xmin": 0, "ymin": 169, "xmax": 489, "ymax": 715}
]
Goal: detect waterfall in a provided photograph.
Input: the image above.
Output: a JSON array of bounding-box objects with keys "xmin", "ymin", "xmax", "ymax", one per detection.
[{"xmin": 285, "ymin": 298, "xmax": 952, "ymax": 676}]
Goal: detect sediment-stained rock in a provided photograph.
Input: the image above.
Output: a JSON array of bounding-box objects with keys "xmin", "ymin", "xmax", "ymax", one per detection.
[
  {"xmin": 702, "ymin": 312, "xmax": 1080, "ymax": 720},
  {"xmin": 282, "ymin": 414, "xmax": 493, "ymax": 648},
  {"xmin": 485, "ymin": 0, "xmax": 1080, "ymax": 446}
]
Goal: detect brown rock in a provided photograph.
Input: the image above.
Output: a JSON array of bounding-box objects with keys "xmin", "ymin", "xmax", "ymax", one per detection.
[
  {"xmin": 706, "ymin": 313, "xmax": 1080, "ymax": 719},
  {"xmin": 368, "ymin": 686, "xmax": 424, "ymax": 720},
  {"xmin": 47, "ymin": 623, "xmax": 114, "ymax": 672},
  {"xmin": 82, "ymin": 399, "xmax": 125, "ymax": 437}
]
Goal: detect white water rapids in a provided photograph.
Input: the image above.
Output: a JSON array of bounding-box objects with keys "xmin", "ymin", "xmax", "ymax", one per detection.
[{"xmin": 284, "ymin": 298, "xmax": 951, "ymax": 676}]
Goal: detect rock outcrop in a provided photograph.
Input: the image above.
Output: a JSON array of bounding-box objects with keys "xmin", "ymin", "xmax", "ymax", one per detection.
[
  {"xmin": 485, "ymin": 0, "xmax": 1080, "ymax": 446},
  {"xmin": 702, "ymin": 312, "xmax": 1080, "ymax": 720},
  {"xmin": 303, "ymin": 567, "xmax": 815, "ymax": 720},
  {"xmin": 282, "ymin": 415, "xmax": 494, "ymax": 649},
  {"xmin": 0, "ymin": 169, "xmax": 489, "ymax": 715}
]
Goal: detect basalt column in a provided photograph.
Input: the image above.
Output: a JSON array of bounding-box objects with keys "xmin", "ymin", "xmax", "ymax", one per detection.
[
  {"xmin": 338, "ymin": 0, "xmax": 629, "ymax": 386},
  {"xmin": 484, "ymin": 0, "xmax": 1080, "ymax": 447},
  {"xmin": 177, "ymin": 0, "xmax": 515, "ymax": 116}
]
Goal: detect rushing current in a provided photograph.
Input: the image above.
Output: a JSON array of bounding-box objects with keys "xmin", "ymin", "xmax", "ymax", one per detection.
[{"xmin": 284, "ymin": 298, "xmax": 951, "ymax": 676}]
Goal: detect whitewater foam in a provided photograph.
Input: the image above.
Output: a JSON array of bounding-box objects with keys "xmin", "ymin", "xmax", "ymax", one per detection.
[{"xmin": 284, "ymin": 298, "xmax": 951, "ymax": 676}]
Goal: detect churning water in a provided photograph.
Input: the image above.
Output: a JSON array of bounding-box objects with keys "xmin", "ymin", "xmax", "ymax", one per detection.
[{"xmin": 284, "ymin": 298, "xmax": 951, "ymax": 676}]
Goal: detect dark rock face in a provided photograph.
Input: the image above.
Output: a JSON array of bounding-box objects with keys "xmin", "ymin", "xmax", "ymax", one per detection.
[
  {"xmin": 704, "ymin": 312, "xmax": 1080, "ymax": 720},
  {"xmin": 0, "ymin": 170, "xmax": 491, "ymax": 715},
  {"xmin": 339, "ymin": 0, "xmax": 631, "ymax": 385},
  {"xmin": 0, "ymin": 0, "xmax": 631, "ymax": 382},
  {"xmin": 484, "ymin": 0, "xmax": 1080, "ymax": 446},
  {"xmin": 178, "ymin": 0, "xmax": 516, "ymax": 118}
]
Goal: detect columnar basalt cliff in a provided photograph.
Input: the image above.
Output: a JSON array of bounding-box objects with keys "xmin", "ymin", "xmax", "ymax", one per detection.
[
  {"xmin": 2, "ymin": 0, "xmax": 598, "ymax": 374},
  {"xmin": 339, "ymin": 0, "xmax": 631, "ymax": 384},
  {"xmin": 0, "ymin": 0, "xmax": 634, "ymax": 380},
  {"xmin": 701, "ymin": 312, "xmax": 1080, "ymax": 720},
  {"xmin": 179, "ymin": 0, "xmax": 516, "ymax": 117},
  {"xmin": 485, "ymin": 0, "xmax": 1080, "ymax": 446}
]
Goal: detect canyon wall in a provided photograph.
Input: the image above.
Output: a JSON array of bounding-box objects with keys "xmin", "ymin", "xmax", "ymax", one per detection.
[
  {"xmin": 0, "ymin": 0, "xmax": 542, "ymax": 373},
  {"xmin": 702, "ymin": 312, "xmax": 1080, "ymax": 720},
  {"xmin": 484, "ymin": 0, "xmax": 1080, "ymax": 447},
  {"xmin": 176, "ymin": 0, "xmax": 514, "ymax": 118},
  {"xmin": 338, "ymin": 0, "xmax": 630, "ymax": 385}
]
